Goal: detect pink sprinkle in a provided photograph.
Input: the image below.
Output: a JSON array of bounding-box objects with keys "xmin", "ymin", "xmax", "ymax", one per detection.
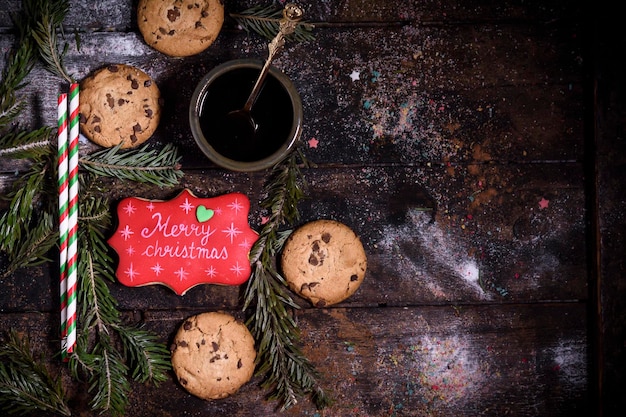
[
  {"xmin": 538, "ymin": 197, "xmax": 549, "ymax": 209},
  {"xmin": 308, "ymin": 137, "xmax": 319, "ymax": 148}
]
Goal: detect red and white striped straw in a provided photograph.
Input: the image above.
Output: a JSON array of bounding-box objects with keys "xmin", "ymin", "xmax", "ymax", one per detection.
[
  {"xmin": 57, "ymin": 93, "xmax": 69, "ymax": 355},
  {"xmin": 65, "ymin": 83, "xmax": 80, "ymax": 357}
]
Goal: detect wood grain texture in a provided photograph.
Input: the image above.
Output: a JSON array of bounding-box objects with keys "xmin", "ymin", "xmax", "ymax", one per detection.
[
  {"xmin": 0, "ymin": 0, "xmax": 606, "ymax": 416},
  {"xmin": 0, "ymin": 303, "xmax": 589, "ymax": 417}
]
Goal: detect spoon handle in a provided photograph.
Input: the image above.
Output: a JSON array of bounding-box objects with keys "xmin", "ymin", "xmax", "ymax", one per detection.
[{"xmin": 242, "ymin": 4, "xmax": 303, "ymax": 112}]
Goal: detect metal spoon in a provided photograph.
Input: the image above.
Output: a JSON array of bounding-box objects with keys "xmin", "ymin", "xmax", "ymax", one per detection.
[{"xmin": 226, "ymin": 3, "xmax": 303, "ymax": 139}]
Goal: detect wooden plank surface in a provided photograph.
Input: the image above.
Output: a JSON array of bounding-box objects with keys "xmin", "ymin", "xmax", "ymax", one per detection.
[
  {"xmin": 592, "ymin": 4, "xmax": 626, "ymax": 416},
  {"xmin": 0, "ymin": 302, "xmax": 589, "ymax": 416},
  {"xmin": 0, "ymin": 1, "xmax": 599, "ymax": 416}
]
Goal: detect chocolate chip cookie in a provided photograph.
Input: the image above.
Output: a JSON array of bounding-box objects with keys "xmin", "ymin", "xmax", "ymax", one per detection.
[
  {"xmin": 137, "ymin": 0, "xmax": 224, "ymax": 57},
  {"xmin": 79, "ymin": 64, "xmax": 161, "ymax": 148},
  {"xmin": 281, "ymin": 220, "xmax": 367, "ymax": 307},
  {"xmin": 170, "ymin": 312, "xmax": 256, "ymax": 400}
]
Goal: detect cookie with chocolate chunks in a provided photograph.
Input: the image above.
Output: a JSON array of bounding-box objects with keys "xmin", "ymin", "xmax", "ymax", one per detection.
[
  {"xmin": 79, "ymin": 64, "xmax": 161, "ymax": 148},
  {"xmin": 170, "ymin": 312, "xmax": 256, "ymax": 400},
  {"xmin": 137, "ymin": 0, "xmax": 224, "ymax": 57},
  {"xmin": 281, "ymin": 220, "xmax": 367, "ymax": 307}
]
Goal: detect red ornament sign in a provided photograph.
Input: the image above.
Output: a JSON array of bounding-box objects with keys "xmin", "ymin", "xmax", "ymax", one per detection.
[{"xmin": 108, "ymin": 189, "xmax": 258, "ymax": 295}]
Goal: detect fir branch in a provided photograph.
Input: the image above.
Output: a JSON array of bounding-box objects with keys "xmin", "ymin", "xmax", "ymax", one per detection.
[
  {"xmin": 0, "ymin": 126, "xmax": 53, "ymax": 159},
  {"xmin": 114, "ymin": 324, "xmax": 171, "ymax": 385},
  {"xmin": 231, "ymin": 5, "xmax": 315, "ymax": 43},
  {"xmin": 0, "ymin": 330, "xmax": 71, "ymax": 416},
  {"xmin": 68, "ymin": 194, "xmax": 169, "ymax": 415},
  {"xmin": 26, "ymin": 0, "xmax": 74, "ymax": 83},
  {"xmin": 244, "ymin": 150, "xmax": 332, "ymax": 410},
  {"xmin": 0, "ymin": 160, "xmax": 49, "ymax": 254},
  {"xmin": 80, "ymin": 143, "xmax": 184, "ymax": 187},
  {"xmin": 76, "ymin": 201, "xmax": 119, "ymax": 331},
  {"xmin": 0, "ymin": 8, "xmax": 37, "ymax": 132},
  {"xmin": 73, "ymin": 336, "xmax": 131, "ymax": 416},
  {"xmin": 0, "ymin": 2, "xmax": 173, "ymax": 415},
  {"xmin": 1, "ymin": 211, "xmax": 56, "ymax": 278}
]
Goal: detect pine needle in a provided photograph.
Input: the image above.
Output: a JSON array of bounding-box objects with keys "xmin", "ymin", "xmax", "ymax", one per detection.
[
  {"xmin": 25, "ymin": 0, "xmax": 74, "ymax": 83},
  {"xmin": 0, "ymin": 1, "xmax": 174, "ymax": 415},
  {"xmin": 244, "ymin": 150, "xmax": 333, "ymax": 410},
  {"xmin": 0, "ymin": 330, "xmax": 71, "ymax": 416},
  {"xmin": 0, "ymin": 7, "xmax": 36, "ymax": 132},
  {"xmin": 1, "ymin": 211, "xmax": 56, "ymax": 278},
  {"xmin": 0, "ymin": 126, "xmax": 53, "ymax": 159},
  {"xmin": 80, "ymin": 143, "xmax": 184, "ymax": 186},
  {"xmin": 0, "ymin": 160, "xmax": 49, "ymax": 254},
  {"xmin": 231, "ymin": 5, "xmax": 315, "ymax": 43},
  {"xmin": 115, "ymin": 325, "xmax": 171, "ymax": 385}
]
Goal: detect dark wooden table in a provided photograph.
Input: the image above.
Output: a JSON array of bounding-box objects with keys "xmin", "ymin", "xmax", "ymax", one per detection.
[{"xmin": 1, "ymin": 1, "xmax": 624, "ymax": 416}]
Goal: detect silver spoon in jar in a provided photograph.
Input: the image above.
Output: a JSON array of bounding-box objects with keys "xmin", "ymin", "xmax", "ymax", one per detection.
[{"xmin": 225, "ymin": 3, "xmax": 303, "ymax": 139}]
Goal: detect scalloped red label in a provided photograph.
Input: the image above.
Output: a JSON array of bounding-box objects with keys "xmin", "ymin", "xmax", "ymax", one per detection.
[{"xmin": 108, "ymin": 189, "xmax": 258, "ymax": 295}]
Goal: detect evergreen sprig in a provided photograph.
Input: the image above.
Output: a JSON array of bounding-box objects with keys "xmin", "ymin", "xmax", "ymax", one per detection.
[
  {"xmin": 0, "ymin": 127, "xmax": 53, "ymax": 159},
  {"xmin": 0, "ymin": 159, "xmax": 50, "ymax": 255},
  {"xmin": 231, "ymin": 5, "xmax": 315, "ymax": 43},
  {"xmin": 244, "ymin": 150, "xmax": 332, "ymax": 410},
  {"xmin": 67, "ymin": 191, "xmax": 171, "ymax": 416},
  {"xmin": 0, "ymin": 211, "xmax": 56, "ymax": 278},
  {"xmin": 26, "ymin": 0, "xmax": 74, "ymax": 83},
  {"xmin": 0, "ymin": 330, "xmax": 71, "ymax": 416},
  {"xmin": 115, "ymin": 324, "xmax": 171, "ymax": 385},
  {"xmin": 80, "ymin": 143, "xmax": 184, "ymax": 187},
  {"xmin": 0, "ymin": 1, "xmax": 176, "ymax": 414},
  {"xmin": 0, "ymin": 4, "xmax": 37, "ymax": 132}
]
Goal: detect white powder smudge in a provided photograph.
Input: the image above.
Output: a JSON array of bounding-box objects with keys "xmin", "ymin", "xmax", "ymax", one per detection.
[
  {"xmin": 378, "ymin": 209, "xmax": 489, "ymax": 300},
  {"xmin": 543, "ymin": 338, "xmax": 587, "ymax": 388}
]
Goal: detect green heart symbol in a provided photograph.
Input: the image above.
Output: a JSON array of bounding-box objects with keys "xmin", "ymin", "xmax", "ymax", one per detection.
[{"xmin": 196, "ymin": 205, "xmax": 214, "ymax": 222}]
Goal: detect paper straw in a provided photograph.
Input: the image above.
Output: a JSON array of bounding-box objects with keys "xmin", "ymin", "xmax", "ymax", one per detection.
[
  {"xmin": 57, "ymin": 93, "xmax": 69, "ymax": 355},
  {"xmin": 65, "ymin": 83, "xmax": 80, "ymax": 357}
]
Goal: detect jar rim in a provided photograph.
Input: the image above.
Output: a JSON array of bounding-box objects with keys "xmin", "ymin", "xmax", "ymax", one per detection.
[{"xmin": 189, "ymin": 59, "xmax": 303, "ymax": 172}]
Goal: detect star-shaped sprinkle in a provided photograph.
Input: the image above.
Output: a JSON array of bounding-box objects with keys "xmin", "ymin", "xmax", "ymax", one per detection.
[
  {"xmin": 538, "ymin": 197, "xmax": 550, "ymax": 210},
  {"xmin": 308, "ymin": 137, "xmax": 319, "ymax": 148},
  {"xmin": 349, "ymin": 70, "xmax": 360, "ymax": 81}
]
